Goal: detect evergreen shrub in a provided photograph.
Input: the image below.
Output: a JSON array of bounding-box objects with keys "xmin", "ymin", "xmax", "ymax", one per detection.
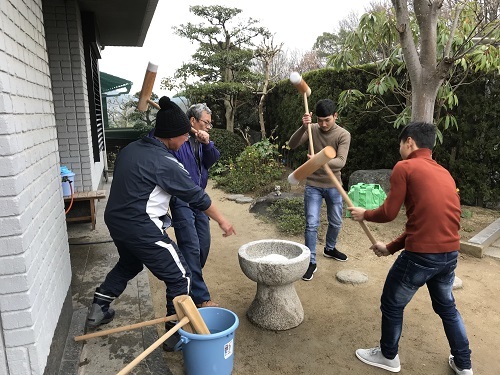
[
  {"xmin": 265, "ymin": 68, "xmax": 499, "ymax": 207},
  {"xmin": 214, "ymin": 139, "xmax": 285, "ymax": 195}
]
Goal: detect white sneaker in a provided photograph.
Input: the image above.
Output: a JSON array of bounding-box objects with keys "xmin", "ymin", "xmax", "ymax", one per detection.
[
  {"xmin": 449, "ymin": 355, "xmax": 473, "ymax": 375},
  {"xmin": 355, "ymin": 347, "xmax": 401, "ymax": 373}
]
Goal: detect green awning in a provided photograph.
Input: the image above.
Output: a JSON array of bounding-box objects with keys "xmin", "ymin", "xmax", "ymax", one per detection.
[{"xmin": 100, "ymin": 72, "xmax": 133, "ymax": 96}]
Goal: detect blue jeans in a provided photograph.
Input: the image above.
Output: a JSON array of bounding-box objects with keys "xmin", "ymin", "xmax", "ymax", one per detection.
[
  {"xmin": 170, "ymin": 197, "xmax": 211, "ymax": 304},
  {"xmin": 380, "ymin": 250, "xmax": 471, "ymax": 369},
  {"xmin": 304, "ymin": 185, "xmax": 343, "ymax": 264}
]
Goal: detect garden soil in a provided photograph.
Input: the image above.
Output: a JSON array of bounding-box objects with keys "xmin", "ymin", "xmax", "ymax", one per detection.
[{"xmin": 149, "ymin": 180, "xmax": 500, "ymax": 375}]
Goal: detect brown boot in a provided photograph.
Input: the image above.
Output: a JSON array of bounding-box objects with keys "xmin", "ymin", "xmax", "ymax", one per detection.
[{"xmin": 196, "ymin": 300, "xmax": 219, "ymax": 308}]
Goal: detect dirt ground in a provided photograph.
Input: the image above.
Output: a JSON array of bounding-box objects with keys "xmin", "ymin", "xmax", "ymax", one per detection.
[{"xmin": 150, "ymin": 180, "xmax": 500, "ymax": 375}]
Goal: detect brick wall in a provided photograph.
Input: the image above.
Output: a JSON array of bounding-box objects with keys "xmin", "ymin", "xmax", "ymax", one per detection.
[
  {"xmin": 0, "ymin": 0, "xmax": 72, "ymax": 374},
  {"xmin": 43, "ymin": 0, "xmax": 104, "ymax": 192}
]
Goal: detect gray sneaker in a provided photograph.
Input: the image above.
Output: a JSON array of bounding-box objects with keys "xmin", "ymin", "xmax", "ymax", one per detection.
[
  {"xmin": 86, "ymin": 303, "xmax": 115, "ymax": 329},
  {"xmin": 449, "ymin": 355, "xmax": 473, "ymax": 375},
  {"xmin": 356, "ymin": 347, "xmax": 401, "ymax": 373}
]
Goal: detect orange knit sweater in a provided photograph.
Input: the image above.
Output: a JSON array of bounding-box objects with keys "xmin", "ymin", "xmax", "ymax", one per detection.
[{"xmin": 364, "ymin": 148, "xmax": 461, "ymax": 254}]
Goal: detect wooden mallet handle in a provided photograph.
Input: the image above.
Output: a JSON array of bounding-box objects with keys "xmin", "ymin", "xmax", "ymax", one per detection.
[
  {"xmin": 307, "ymin": 125, "xmax": 314, "ymax": 156},
  {"xmin": 74, "ymin": 315, "xmax": 178, "ymax": 342},
  {"xmin": 116, "ymin": 316, "xmax": 190, "ymax": 375},
  {"xmin": 322, "ymin": 166, "xmax": 377, "ymax": 245},
  {"xmin": 290, "ymin": 72, "xmax": 314, "ymax": 154},
  {"xmin": 147, "ymin": 98, "xmax": 160, "ymax": 110},
  {"xmin": 303, "ymin": 91, "xmax": 312, "ymax": 155}
]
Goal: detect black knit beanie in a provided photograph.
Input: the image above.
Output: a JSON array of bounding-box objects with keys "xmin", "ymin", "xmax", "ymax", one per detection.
[
  {"xmin": 154, "ymin": 96, "xmax": 191, "ymax": 138},
  {"xmin": 315, "ymin": 99, "xmax": 337, "ymax": 117}
]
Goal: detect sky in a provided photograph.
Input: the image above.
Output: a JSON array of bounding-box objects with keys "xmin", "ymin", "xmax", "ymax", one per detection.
[{"xmin": 99, "ymin": 0, "xmax": 373, "ymax": 98}]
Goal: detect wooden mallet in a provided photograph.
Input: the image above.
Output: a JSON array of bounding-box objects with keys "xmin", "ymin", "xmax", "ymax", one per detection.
[
  {"xmin": 290, "ymin": 71, "xmax": 314, "ymax": 154},
  {"xmin": 137, "ymin": 62, "xmax": 159, "ymax": 111},
  {"xmin": 287, "ymin": 146, "xmax": 337, "ymax": 184},
  {"xmin": 290, "ymin": 71, "xmax": 311, "ymax": 113},
  {"xmin": 116, "ymin": 295, "xmax": 210, "ymax": 375},
  {"xmin": 288, "ymin": 146, "xmax": 377, "ymax": 245},
  {"xmin": 137, "ymin": 62, "xmax": 198, "ymax": 135}
]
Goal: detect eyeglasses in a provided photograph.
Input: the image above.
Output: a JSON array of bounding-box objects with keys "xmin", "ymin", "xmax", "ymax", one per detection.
[{"xmin": 198, "ymin": 119, "xmax": 213, "ymax": 129}]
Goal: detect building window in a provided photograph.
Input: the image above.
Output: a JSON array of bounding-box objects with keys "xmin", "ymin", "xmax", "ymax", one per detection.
[{"xmin": 82, "ymin": 12, "xmax": 104, "ymax": 162}]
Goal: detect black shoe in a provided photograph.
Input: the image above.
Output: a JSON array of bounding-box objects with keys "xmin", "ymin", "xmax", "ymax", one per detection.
[
  {"xmin": 86, "ymin": 303, "xmax": 115, "ymax": 329},
  {"xmin": 86, "ymin": 287, "xmax": 116, "ymax": 329},
  {"xmin": 323, "ymin": 247, "xmax": 348, "ymax": 261},
  {"xmin": 162, "ymin": 320, "xmax": 181, "ymax": 352},
  {"xmin": 302, "ymin": 262, "xmax": 317, "ymax": 281}
]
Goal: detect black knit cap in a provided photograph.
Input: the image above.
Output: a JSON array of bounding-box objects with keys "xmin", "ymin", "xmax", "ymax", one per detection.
[
  {"xmin": 154, "ymin": 96, "xmax": 191, "ymax": 138},
  {"xmin": 315, "ymin": 99, "xmax": 337, "ymax": 117}
]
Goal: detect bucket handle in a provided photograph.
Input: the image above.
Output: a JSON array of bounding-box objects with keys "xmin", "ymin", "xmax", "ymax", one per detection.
[{"xmin": 174, "ymin": 336, "xmax": 189, "ymax": 351}]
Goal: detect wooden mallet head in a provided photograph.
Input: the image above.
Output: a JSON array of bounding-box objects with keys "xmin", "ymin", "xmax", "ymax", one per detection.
[
  {"xmin": 288, "ymin": 146, "xmax": 378, "ymax": 246},
  {"xmin": 290, "ymin": 72, "xmax": 311, "ymax": 97},
  {"xmin": 137, "ymin": 62, "xmax": 158, "ymax": 111},
  {"xmin": 173, "ymin": 295, "xmax": 210, "ymax": 334},
  {"xmin": 288, "ymin": 146, "xmax": 336, "ymax": 184}
]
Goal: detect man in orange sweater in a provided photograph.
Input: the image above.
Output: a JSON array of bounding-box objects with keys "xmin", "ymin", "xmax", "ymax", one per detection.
[{"xmin": 349, "ymin": 122, "xmax": 473, "ymax": 375}]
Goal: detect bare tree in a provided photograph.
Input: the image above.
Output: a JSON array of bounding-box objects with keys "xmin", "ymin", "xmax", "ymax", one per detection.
[
  {"xmin": 253, "ymin": 36, "xmax": 284, "ymax": 138},
  {"xmin": 392, "ymin": 0, "xmax": 499, "ymax": 123},
  {"xmin": 329, "ymin": 0, "xmax": 499, "ymax": 139}
]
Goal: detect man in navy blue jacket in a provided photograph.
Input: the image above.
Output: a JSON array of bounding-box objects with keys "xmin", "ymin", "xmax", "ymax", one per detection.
[
  {"xmin": 86, "ymin": 97, "xmax": 235, "ymax": 336},
  {"xmin": 170, "ymin": 103, "xmax": 220, "ymax": 309}
]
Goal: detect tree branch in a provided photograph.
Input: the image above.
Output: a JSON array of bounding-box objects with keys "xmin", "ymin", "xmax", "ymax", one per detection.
[
  {"xmin": 443, "ymin": 4, "xmax": 464, "ymax": 58},
  {"xmin": 392, "ymin": 0, "xmax": 421, "ymax": 83},
  {"xmin": 415, "ymin": 0, "xmax": 440, "ymax": 69},
  {"xmin": 453, "ymin": 23, "xmax": 500, "ymax": 61}
]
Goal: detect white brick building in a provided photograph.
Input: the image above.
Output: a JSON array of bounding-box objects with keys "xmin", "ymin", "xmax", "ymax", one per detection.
[{"xmin": 0, "ymin": 1, "xmax": 157, "ymax": 373}]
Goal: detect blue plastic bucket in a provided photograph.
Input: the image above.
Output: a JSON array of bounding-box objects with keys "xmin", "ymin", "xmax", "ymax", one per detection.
[{"xmin": 176, "ymin": 307, "xmax": 239, "ymax": 375}]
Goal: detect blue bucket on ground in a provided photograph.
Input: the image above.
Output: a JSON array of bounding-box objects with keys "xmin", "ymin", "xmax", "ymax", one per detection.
[
  {"xmin": 60, "ymin": 166, "xmax": 75, "ymax": 197},
  {"xmin": 176, "ymin": 307, "xmax": 239, "ymax": 375}
]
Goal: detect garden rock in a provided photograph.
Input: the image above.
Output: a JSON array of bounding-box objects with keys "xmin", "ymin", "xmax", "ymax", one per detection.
[
  {"xmin": 453, "ymin": 276, "xmax": 463, "ymax": 289},
  {"xmin": 336, "ymin": 269, "xmax": 368, "ymax": 285},
  {"xmin": 227, "ymin": 194, "xmax": 245, "ymax": 201},
  {"xmin": 235, "ymin": 197, "xmax": 253, "ymax": 204}
]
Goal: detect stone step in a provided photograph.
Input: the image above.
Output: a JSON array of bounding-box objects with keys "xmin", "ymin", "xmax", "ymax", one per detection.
[
  {"xmin": 483, "ymin": 236, "xmax": 500, "ymax": 259},
  {"xmin": 460, "ymin": 218, "xmax": 500, "ymax": 258}
]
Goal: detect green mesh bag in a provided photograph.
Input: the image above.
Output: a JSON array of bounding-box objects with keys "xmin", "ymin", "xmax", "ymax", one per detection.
[{"xmin": 345, "ymin": 183, "xmax": 387, "ymax": 217}]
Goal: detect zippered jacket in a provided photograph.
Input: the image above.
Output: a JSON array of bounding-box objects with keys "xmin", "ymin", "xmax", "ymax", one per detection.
[
  {"xmin": 171, "ymin": 137, "xmax": 220, "ymax": 188},
  {"xmin": 104, "ymin": 136, "xmax": 211, "ymax": 244}
]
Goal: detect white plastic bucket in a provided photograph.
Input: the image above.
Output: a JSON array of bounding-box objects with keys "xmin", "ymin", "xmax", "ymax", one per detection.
[{"xmin": 61, "ymin": 171, "xmax": 75, "ymax": 197}]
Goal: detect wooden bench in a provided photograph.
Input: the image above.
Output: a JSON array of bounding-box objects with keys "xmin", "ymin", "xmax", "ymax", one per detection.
[{"xmin": 64, "ymin": 190, "xmax": 106, "ymax": 230}]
